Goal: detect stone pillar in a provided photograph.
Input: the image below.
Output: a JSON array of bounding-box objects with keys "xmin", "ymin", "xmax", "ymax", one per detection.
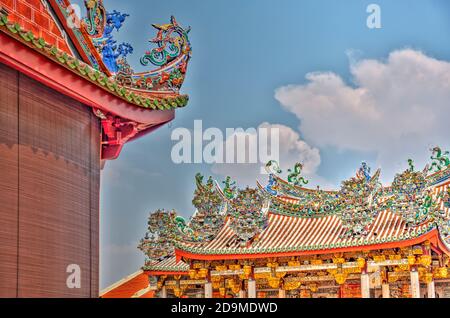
[
  {"xmin": 427, "ymin": 280, "xmax": 436, "ymax": 299},
  {"xmin": 361, "ymin": 273, "xmax": 370, "ymax": 298},
  {"xmin": 239, "ymin": 290, "xmax": 246, "ymax": 298},
  {"xmin": 382, "ymin": 283, "xmax": 390, "ymax": 298},
  {"xmin": 278, "ymin": 288, "xmax": 286, "ymax": 298},
  {"xmin": 410, "ymin": 269, "xmax": 420, "ymax": 298},
  {"xmin": 248, "ymin": 279, "xmax": 257, "ymax": 298},
  {"xmin": 205, "ymin": 282, "xmax": 213, "ymax": 298},
  {"xmin": 161, "ymin": 286, "xmax": 167, "ymax": 298}
]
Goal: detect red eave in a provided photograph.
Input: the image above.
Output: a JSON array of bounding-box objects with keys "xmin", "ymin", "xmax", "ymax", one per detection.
[
  {"xmin": 0, "ymin": 31, "xmax": 174, "ymax": 125},
  {"xmin": 143, "ymin": 270, "xmax": 189, "ymax": 276},
  {"xmin": 175, "ymin": 229, "xmax": 449, "ymax": 261},
  {"xmin": 434, "ymin": 233, "xmax": 450, "ymax": 257},
  {"xmin": 0, "ymin": 30, "xmax": 177, "ymax": 159}
]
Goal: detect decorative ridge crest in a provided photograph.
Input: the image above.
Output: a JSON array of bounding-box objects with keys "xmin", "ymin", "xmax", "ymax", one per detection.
[
  {"xmin": 81, "ymin": 1, "xmax": 192, "ymax": 94},
  {"xmin": 0, "ymin": 12, "xmax": 188, "ymax": 111},
  {"xmin": 428, "ymin": 146, "xmax": 450, "ymax": 173},
  {"xmin": 140, "ymin": 15, "xmax": 191, "ymax": 68},
  {"xmin": 139, "ymin": 149, "xmax": 450, "ymax": 261},
  {"xmin": 189, "ymin": 173, "xmax": 226, "ymax": 241},
  {"xmin": 264, "ymin": 160, "xmax": 339, "ymax": 199},
  {"xmin": 387, "ymin": 159, "xmax": 449, "ymax": 242},
  {"xmin": 227, "ymin": 187, "xmax": 268, "ymax": 246},
  {"xmin": 83, "ymin": 0, "xmax": 106, "ymax": 38},
  {"xmin": 83, "ymin": 1, "xmax": 133, "ymax": 74},
  {"xmin": 336, "ymin": 164, "xmax": 382, "ymax": 238}
]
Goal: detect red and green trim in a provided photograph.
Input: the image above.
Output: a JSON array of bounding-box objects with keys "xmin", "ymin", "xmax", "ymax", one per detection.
[{"xmin": 0, "ymin": 12, "xmax": 189, "ymax": 111}]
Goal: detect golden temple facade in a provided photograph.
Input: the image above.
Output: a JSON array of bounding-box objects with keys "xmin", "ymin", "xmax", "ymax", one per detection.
[{"xmin": 105, "ymin": 151, "xmax": 450, "ymax": 298}]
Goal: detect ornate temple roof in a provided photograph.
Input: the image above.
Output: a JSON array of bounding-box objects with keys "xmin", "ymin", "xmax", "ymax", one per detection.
[
  {"xmin": 139, "ymin": 149, "xmax": 450, "ymax": 272},
  {"xmin": 0, "ymin": 0, "xmax": 191, "ymax": 159},
  {"xmin": 174, "ymin": 182, "xmax": 449, "ymax": 260},
  {"xmin": 144, "ymin": 254, "xmax": 189, "ymax": 273}
]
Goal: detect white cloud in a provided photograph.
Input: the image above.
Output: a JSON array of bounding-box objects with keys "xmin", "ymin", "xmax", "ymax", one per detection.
[
  {"xmin": 211, "ymin": 123, "xmax": 325, "ymax": 188},
  {"xmin": 275, "ymin": 49, "xmax": 450, "ymax": 182}
]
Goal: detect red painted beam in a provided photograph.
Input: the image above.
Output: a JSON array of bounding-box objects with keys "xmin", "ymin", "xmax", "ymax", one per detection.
[
  {"xmin": 175, "ymin": 229, "xmax": 447, "ymax": 261},
  {"xmin": 143, "ymin": 271, "xmax": 189, "ymax": 276}
]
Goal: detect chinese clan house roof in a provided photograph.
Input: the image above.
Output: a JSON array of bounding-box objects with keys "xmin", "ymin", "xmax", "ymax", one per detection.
[
  {"xmin": 139, "ymin": 147, "xmax": 450, "ymax": 272},
  {"xmin": 0, "ymin": 0, "xmax": 192, "ymax": 159}
]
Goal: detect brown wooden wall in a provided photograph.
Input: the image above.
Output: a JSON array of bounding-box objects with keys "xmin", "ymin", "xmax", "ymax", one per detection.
[{"xmin": 0, "ymin": 63, "xmax": 100, "ymax": 297}]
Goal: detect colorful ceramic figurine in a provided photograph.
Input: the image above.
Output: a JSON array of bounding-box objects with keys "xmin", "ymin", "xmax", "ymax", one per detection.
[{"xmin": 429, "ymin": 146, "xmax": 450, "ymax": 172}]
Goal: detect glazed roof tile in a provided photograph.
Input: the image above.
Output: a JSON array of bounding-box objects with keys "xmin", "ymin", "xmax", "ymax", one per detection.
[
  {"xmin": 173, "ymin": 181, "xmax": 450, "ymax": 258},
  {"xmin": 0, "ymin": 12, "xmax": 189, "ymax": 110}
]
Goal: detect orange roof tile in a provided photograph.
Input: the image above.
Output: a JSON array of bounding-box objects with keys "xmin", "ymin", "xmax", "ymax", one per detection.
[
  {"xmin": 0, "ymin": 0, "xmax": 72, "ymax": 53},
  {"xmin": 101, "ymin": 271, "xmax": 150, "ymax": 298},
  {"xmin": 174, "ymin": 181, "xmax": 450, "ymax": 260}
]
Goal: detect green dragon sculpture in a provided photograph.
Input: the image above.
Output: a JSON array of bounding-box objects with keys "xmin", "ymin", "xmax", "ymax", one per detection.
[
  {"xmin": 222, "ymin": 176, "xmax": 237, "ymax": 199},
  {"xmin": 174, "ymin": 215, "xmax": 194, "ymax": 236},
  {"xmin": 287, "ymin": 163, "xmax": 309, "ymax": 186},
  {"xmin": 408, "ymin": 158, "xmax": 415, "ymax": 172},
  {"xmin": 429, "ymin": 146, "xmax": 450, "ymax": 172},
  {"xmin": 194, "ymin": 172, "xmax": 204, "ymax": 189}
]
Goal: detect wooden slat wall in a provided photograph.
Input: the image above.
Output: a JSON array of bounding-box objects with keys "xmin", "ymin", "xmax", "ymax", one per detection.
[
  {"xmin": 89, "ymin": 102, "xmax": 101, "ymax": 296},
  {"xmin": 0, "ymin": 63, "xmax": 19, "ymax": 297},
  {"xmin": 0, "ymin": 63, "xmax": 100, "ymax": 297}
]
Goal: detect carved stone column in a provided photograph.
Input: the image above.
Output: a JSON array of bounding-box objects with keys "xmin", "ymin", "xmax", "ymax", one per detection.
[
  {"xmin": 410, "ymin": 268, "xmax": 420, "ymax": 298},
  {"xmin": 382, "ymin": 283, "xmax": 390, "ymax": 298},
  {"xmin": 161, "ymin": 285, "xmax": 167, "ymax": 298},
  {"xmin": 278, "ymin": 288, "xmax": 286, "ymax": 298},
  {"xmin": 427, "ymin": 280, "xmax": 436, "ymax": 299},
  {"xmin": 248, "ymin": 279, "xmax": 257, "ymax": 298},
  {"xmin": 205, "ymin": 282, "xmax": 213, "ymax": 298},
  {"xmin": 361, "ymin": 272, "xmax": 370, "ymax": 298}
]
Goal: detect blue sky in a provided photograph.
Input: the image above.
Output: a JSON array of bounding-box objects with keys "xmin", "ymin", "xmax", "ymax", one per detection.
[{"xmin": 70, "ymin": 0, "xmax": 450, "ymax": 288}]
